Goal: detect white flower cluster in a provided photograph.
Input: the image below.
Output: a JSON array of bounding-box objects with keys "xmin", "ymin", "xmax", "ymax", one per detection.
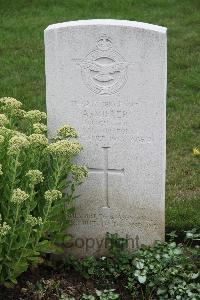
[
  {"xmin": 11, "ymin": 188, "xmax": 29, "ymax": 204},
  {"xmin": 0, "ymin": 221, "xmax": 11, "ymax": 238},
  {"xmin": 33, "ymin": 123, "xmax": 47, "ymax": 134},
  {"xmin": 12, "ymin": 109, "xmax": 26, "ymax": 118},
  {"xmin": 0, "ymin": 114, "xmax": 9, "ymax": 126},
  {"xmin": 0, "ymin": 164, "xmax": 3, "ymax": 176},
  {"xmin": 26, "ymin": 170, "xmax": 44, "ymax": 185},
  {"xmin": 0, "ymin": 135, "xmax": 4, "ymax": 144},
  {"xmin": 46, "ymin": 140, "xmax": 82, "ymax": 157},
  {"xmin": 71, "ymin": 165, "xmax": 88, "ymax": 181},
  {"xmin": 0, "ymin": 127, "xmax": 13, "ymax": 138},
  {"xmin": 0, "ymin": 128, "xmax": 29, "ymax": 140},
  {"xmin": 0, "ymin": 97, "xmax": 22, "ymax": 109},
  {"xmin": 193, "ymin": 147, "xmax": 200, "ymax": 156},
  {"xmin": 28, "ymin": 134, "xmax": 48, "ymax": 146},
  {"xmin": 8, "ymin": 134, "xmax": 30, "ymax": 155},
  {"xmin": 25, "ymin": 110, "xmax": 47, "ymax": 122},
  {"xmin": 44, "ymin": 190, "xmax": 62, "ymax": 203},
  {"xmin": 26, "ymin": 214, "xmax": 43, "ymax": 227},
  {"xmin": 57, "ymin": 125, "xmax": 78, "ymax": 139}
]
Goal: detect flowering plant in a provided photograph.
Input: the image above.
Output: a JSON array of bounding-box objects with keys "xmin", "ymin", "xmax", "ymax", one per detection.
[
  {"xmin": 0, "ymin": 97, "xmax": 87, "ymax": 287},
  {"xmin": 193, "ymin": 147, "xmax": 200, "ymax": 156}
]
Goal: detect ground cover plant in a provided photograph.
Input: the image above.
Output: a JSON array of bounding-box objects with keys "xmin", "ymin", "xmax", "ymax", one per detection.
[
  {"xmin": 0, "ymin": 230, "xmax": 199, "ymax": 299},
  {"xmin": 0, "ymin": 97, "xmax": 87, "ymax": 287},
  {"xmin": 64, "ymin": 232, "xmax": 200, "ymax": 300}
]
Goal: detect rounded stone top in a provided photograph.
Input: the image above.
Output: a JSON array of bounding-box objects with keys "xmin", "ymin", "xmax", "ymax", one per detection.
[{"xmin": 45, "ymin": 19, "xmax": 167, "ymax": 34}]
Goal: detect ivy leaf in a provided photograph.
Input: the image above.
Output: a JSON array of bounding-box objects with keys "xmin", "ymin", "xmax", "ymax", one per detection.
[
  {"xmin": 186, "ymin": 232, "xmax": 194, "ymax": 239},
  {"xmin": 138, "ymin": 275, "xmax": 147, "ymax": 284},
  {"xmin": 191, "ymin": 272, "xmax": 199, "ymax": 279},
  {"xmin": 135, "ymin": 261, "xmax": 144, "ymax": 269},
  {"xmin": 157, "ymin": 287, "xmax": 167, "ymax": 295},
  {"xmin": 173, "ymin": 248, "xmax": 182, "ymax": 255},
  {"xmin": 96, "ymin": 290, "xmax": 102, "ymax": 296}
]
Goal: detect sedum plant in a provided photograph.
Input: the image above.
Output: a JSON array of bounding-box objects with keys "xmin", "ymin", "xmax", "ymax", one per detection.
[{"xmin": 0, "ymin": 97, "xmax": 87, "ymax": 287}]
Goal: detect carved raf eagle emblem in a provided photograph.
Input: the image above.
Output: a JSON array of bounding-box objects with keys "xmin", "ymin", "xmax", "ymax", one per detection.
[
  {"xmin": 79, "ymin": 61, "xmax": 128, "ymax": 83},
  {"xmin": 75, "ymin": 35, "xmax": 129, "ymax": 95}
]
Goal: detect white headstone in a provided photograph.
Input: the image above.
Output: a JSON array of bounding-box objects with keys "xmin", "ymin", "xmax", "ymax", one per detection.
[{"xmin": 45, "ymin": 19, "xmax": 167, "ymax": 257}]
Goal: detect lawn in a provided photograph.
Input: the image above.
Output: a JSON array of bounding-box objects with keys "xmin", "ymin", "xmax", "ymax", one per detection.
[{"xmin": 0, "ymin": 0, "xmax": 199, "ymax": 231}]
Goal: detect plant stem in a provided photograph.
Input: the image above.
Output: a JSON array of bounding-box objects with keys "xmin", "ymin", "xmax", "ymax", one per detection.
[
  {"xmin": 35, "ymin": 200, "xmax": 51, "ymax": 246},
  {"xmin": 12, "ymin": 226, "xmax": 32, "ymax": 275},
  {"xmin": 54, "ymin": 157, "xmax": 62, "ymax": 188},
  {"xmin": 6, "ymin": 152, "xmax": 20, "ymax": 220},
  {"xmin": 25, "ymin": 184, "xmax": 34, "ymax": 218},
  {"xmin": 7, "ymin": 203, "xmax": 20, "ymax": 256}
]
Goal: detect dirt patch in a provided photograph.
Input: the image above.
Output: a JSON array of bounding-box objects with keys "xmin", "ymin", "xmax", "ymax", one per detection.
[{"xmin": 0, "ymin": 265, "xmax": 132, "ymax": 300}]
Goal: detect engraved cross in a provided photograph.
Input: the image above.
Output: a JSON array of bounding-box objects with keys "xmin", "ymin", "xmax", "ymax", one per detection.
[{"xmin": 88, "ymin": 147, "xmax": 124, "ymax": 208}]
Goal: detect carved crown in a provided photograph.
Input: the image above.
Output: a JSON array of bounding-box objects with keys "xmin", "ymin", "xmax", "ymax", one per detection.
[{"xmin": 97, "ymin": 35, "xmax": 112, "ymax": 51}]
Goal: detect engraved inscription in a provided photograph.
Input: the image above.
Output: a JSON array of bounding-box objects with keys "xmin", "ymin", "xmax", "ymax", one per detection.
[
  {"xmin": 70, "ymin": 213, "xmax": 160, "ymax": 230},
  {"xmin": 74, "ymin": 35, "xmax": 129, "ymax": 95},
  {"xmin": 71, "ymin": 97, "xmax": 154, "ymax": 144},
  {"xmin": 88, "ymin": 147, "xmax": 124, "ymax": 208}
]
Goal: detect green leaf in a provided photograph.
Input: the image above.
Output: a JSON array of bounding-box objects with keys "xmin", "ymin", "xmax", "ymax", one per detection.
[
  {"xmin": 173, "ymin": 248, "xmax": 182, "ymax": 255},
  {"xmin": 12, "ymin": 261, "xmax": 28, "ymax": 277},
  {"xmin": 157, "ymin": 287, "xmax": 167, "ymax": 295},
  {"xmin": 4, "ymin": 280, "xmax": 16, "ymax": 288},
  {"xmin": 135, "ymin": 260, "xmax": 144, "ymax": 269},
  {"xmin": 22, "ymin": 249, "xmax": 39, "ymax": 257},
  {"xmin": 138, "ymin": 275, "xmax": 146, "ymax": 284},
  {"xmin": 28, "ymin": 256, "xmax": 44, "ymax": 265},
  {"xmin": 191, "ymin": 272, "xmax": 199, "ymax": 279},
  {"xmin": 36, "ymin": 240, "xmax": 63, "ymax": 254},
  {"xmin": 53, "ymin": 233, "xmax": 71, "ymax": 244},
  {"xmin": 96, "ymin": 290, "xmax": 102, "ymax": 297}
]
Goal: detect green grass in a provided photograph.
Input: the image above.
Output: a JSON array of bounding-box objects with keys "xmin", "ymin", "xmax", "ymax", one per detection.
[{"xmin": 0, "ymin": 0, "xmax": 199, "ymax": 230}]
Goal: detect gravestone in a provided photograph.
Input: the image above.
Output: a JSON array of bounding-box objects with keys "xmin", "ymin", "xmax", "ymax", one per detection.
[{"xmin": 44, "ymin": 20, "xmax": 167, "ymax": 257}]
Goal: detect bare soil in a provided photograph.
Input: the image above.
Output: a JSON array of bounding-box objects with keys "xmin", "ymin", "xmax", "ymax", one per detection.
[{"xmin": 0, "ymin": 264, "xmax": 132, "ymax": 300}]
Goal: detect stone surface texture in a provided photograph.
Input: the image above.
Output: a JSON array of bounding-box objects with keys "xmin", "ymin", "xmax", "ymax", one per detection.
[{"xmin": 45, "ymin": 19, "xmax": 167, "ymax": 257}]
